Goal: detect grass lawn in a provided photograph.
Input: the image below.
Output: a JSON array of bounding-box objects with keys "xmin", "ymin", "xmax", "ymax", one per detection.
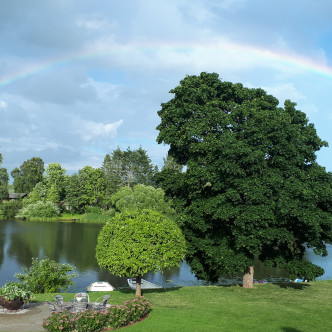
[{"xmin": 34, "ymin": 281, "xmax": 332, "ymax": 331}]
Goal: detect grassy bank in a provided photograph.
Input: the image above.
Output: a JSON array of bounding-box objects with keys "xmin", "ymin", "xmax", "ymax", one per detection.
[
  {"xmin": 12, "ymin": 212, "xmax": 111, "ymax": 223},
  {"xmin": 34, "ymin": 281, "xmax": 332, "ymax": 331}
]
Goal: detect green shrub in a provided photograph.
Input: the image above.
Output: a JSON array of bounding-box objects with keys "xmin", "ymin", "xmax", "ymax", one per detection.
[
  {"xmin": 43, "ymin": 297, "xmax": 152, "ymax": 332},
  {"xmin": 16, "ymin": 201, "xmax": 60, "ymax": 220},
  {"xmin": 14, "ymin": 257, "xmax": 77, "ymax": 293},
  {"xmin": 0, "ymin": 282, "xmax": 32, "ymax": 301},
  {"xmin": 1, "ymin": 199, "xmax": 23, "ymax": 219}
]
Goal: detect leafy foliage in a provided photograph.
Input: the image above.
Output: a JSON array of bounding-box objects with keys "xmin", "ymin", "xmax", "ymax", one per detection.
[
  {"xmin": 22, "ymin": 182, "xmax": 47, "ymax": 206},
  {"xmin": 44, "ymin": 162, "xmax": 66, "ymax": 201},
  {"xmin": 65, "ymin": 173, "xmax": 86, "ymax": 213},
  {"xmin": 0, "ymin": 167, "xmax": 9, "ymax": 201},
  {"xmin": 1, "ymin": 199, "xmax": 23, "ymax": 219},
  {"xmin": 0, "ymin": 282, "xmax": 32, "ymax": 301},
  {"xmin": 161, "ymin": 154, "xmax": 183, "ymax": 172},
  {"xmin": 42, "ymin": 297, "xmax": 152, "ymax": 332},
  {"xmin": 156, "ymin": 72, "xmax": 332, "ymax": 283},
  {"xmin": 16, "ymin": 201, "xmax": 60, "ymax": 220},
  {"xmin": 111, "ymin": 184, "xmax": 175, "ymax": 217},
  {"xmin": 14, "ymin": 257, "xmax": 77, "ymax": 293},
  {"xmin": 65, "ymin": 167, "xmax": 105, "ymax": 212},
  {"xmin": 11, "ymin": 157, "xmax": 44, "ymax": 193},
  {"xmin": 102, "ymin": 147, "xmax": 157, "ymax": 198},
  {"xmin": 95, "ymin": 209, "xmax": 186, "ymax": 277}
]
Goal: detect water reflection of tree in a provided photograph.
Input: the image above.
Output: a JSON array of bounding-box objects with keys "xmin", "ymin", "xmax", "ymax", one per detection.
[
  {"xmin": 60, "ymin": 223, "xmax": 103, "ymax": 271},
  {"xmin": 0, "ymin": 225, "xmax": 5, "ymax": 269},
  {"xmin": 8, "ymin": 221, "xmax": 58, "ymax": 267},
  {"xmin": 97, "ymin": 268, "xmax": 128, "ymax": 288},
  {"xmin": 8, "ymin": 221, "xmax": 103, "ymax": 271}
]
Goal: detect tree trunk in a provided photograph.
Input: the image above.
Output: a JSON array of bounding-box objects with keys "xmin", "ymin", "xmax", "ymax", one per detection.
[
  {"xmin": 135, "ymin": 276, "xmax": 142, "ymax": 296},
  {"xmin": 243, "ymin": 266, "xmax": 254, "ymax": 288}
]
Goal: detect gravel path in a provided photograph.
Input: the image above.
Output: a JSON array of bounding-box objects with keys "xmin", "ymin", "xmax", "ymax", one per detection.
[{"xmin": 0, "ymin": 303, "xmax": 50, "ymax": 332}]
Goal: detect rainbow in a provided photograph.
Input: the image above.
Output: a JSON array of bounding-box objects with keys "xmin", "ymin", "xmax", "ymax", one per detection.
[{"xmin": 1, "ymin": 40, "xmax": 332, "ymax": 88}]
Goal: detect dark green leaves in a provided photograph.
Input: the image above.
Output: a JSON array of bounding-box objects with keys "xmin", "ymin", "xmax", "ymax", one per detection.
[{"xmin": 157, "ymin": 72, "xmax": 332, "ymax": 282}]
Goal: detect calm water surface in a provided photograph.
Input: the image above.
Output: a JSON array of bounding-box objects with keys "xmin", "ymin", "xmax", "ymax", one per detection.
[{"xmin": 0, "ymin": 220, "xmax": 331, "ymax": 292}]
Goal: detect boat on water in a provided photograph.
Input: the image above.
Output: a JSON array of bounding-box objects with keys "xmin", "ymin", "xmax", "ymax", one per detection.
[
  {"xmin": 294, "ymin": 278, "xmax": 308, "ymax": 282},
  {"xmin": 127, "ymin": 278, "xmax": 162, "ymax": 290},
  {"xmin": 87, "ymin": 281, "xmax": 115, "ymax": 292}
]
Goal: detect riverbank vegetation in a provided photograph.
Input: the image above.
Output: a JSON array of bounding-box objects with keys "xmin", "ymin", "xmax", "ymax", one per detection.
[
  {"xmin": 0, "ymin": 147, "xmax": 170, "ymax": 222},
  {"xmin": 33, "ymin": 281, "xmax": 332, "ymax": 331}
]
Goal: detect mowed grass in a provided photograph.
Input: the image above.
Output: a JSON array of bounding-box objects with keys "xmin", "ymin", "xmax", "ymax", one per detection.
[{"xmin": 34, "ymin": 281, "xmax": 332, "ymax": 332}]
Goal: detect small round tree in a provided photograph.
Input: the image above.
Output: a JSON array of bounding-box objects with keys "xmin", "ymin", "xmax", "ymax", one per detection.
[{"xmin": 96, "ymin": 209, "xmax": 186, "ymax": 296}]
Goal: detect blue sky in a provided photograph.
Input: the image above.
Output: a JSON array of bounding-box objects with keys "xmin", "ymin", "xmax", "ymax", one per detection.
[{"xmin": 1, "ymin": 0, "xmax": 332, "ymax": 175}]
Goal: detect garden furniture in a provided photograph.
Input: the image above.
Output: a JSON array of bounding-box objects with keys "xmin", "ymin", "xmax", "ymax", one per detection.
[
  {"xmin": 71, "ymin": 301, "xmax": 87, "ymax": 313},
  {"xmin": 54, "ymin": 295, "xmax": 73, "ymax": 312},
  {"xmin": 91, "ymin": 294, "xmax": 110, "ymax": 311},
  {"xmin": 74, "ymin": 292, "xmax": 90, "ymax": 302}
]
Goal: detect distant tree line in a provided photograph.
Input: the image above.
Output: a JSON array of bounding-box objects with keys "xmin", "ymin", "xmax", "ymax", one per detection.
[{"xmin": 0, "ymin": 147, "xmax": 178, "ymax": 220}]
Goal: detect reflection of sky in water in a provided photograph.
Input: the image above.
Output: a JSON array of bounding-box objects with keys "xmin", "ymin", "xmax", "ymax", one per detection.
[
  {"xmin": 305, "ymin": 244, "xmax": 332, "ymax": 280},
  {"xmin": 0, "ymin": 221, "xmax": 332, "ymax": 291}
]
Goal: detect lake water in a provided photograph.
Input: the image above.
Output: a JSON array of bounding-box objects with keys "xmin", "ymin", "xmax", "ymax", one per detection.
[{"xmin": 0, "ymin": 220, "xmax": 331, "ymax": 292}]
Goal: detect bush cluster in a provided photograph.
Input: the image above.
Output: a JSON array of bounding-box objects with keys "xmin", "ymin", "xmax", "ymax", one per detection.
[
  {"xmin": 1, "ymin": 199, "xmax": 23, "ymax": 219},
  {"xmin": 16, "ymin": 201, "xmax": 60, "ymax": 219},
  {"xmin": 43, "ymin": 297, "xmax": 152, "ymax": 332},
  {"xmin": 0, "ymin": 282, "xmax": 32, "ymax": 301},
  {"xmin": 15, "ymin": 257, "xmax": 77, "ymax": 293}
]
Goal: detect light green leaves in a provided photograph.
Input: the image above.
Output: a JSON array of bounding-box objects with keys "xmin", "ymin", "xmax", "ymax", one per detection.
[{"xmin": 96, "ymin": 209, "xmax": 186, "ymax": 277}]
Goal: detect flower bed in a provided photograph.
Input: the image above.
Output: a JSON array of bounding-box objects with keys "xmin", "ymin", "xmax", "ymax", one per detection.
[
  {"xmin": 0, "ymin": 282, "xmax": 32, "ymax": 310},
  {"xmin": 43, "ymin": 296, "xmax": 152, "ymax": 332}
]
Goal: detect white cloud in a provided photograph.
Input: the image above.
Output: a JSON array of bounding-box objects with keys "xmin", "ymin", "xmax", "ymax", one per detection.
[
  {"xmin": 78, "ymin": 119, "xmax": 124, "ymax": 141},
  {"xmin": 76, "ymin": 18, "xmax": 115, "ymax": 31},
  {"xmin": 0, "ymin": 101, "xmax": 7, "ymax": 109},
  {"xmin": 261, "ymin": 83, "xmax": 306, "ymax": 105}
]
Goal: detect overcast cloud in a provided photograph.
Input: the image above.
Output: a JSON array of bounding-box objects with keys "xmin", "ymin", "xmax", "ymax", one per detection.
[{"xmin": 1, "ymin": 0, "xmax": 332, "ymax": 176}]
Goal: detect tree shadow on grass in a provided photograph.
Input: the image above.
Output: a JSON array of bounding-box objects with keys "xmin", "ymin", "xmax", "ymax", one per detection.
[
  {"xmin": 281, "ymin": 327, "xmax": 302, "ymax": 332},
  {"xmin": 118, "ymin": 286, "xmax": 183, "ymax": 295},
  {"xmin": 272, "ymin": 282, "xmax": 310, "ymax": 290}
]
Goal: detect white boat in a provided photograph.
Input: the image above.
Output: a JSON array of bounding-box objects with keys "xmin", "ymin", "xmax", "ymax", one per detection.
[
  {"xmin": 294, "ymin": 278, "xmax": 308, "ymax": 283},
  {"xmin": 127, "ymin": 278, "xmax": 162, "ymax": 290},
  {"xmin": 86, "ymin": 281, "xmax": 115, "ymax": 292}
]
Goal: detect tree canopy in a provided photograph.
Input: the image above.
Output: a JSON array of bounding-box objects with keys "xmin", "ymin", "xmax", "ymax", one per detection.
[
  {"xmin": 102, "ymin": 147, "xmax": 157, "ymax": 194},
  {"xmin": 95, "ymin": 209, "xmax": 186, "ymax": 295},
  {"xmin": 156, "ymin": 72, "xmax": 332, "ymax": 287},
  {"xmin": 111, "ymin": 184, "xmax": 175, "ymax": 218},
  {"xmin": 45, "ymin": 162, "xmax": 66, "ymax": 202},
  {"xmin": 11, "ymin": 157, "xmax": 44, "ymax": 193},
  {"xmin": 65, "ymin": 166, "xmax": 105, "ymax": 212},
  {"xmin": 0, "ymin": 151, "xmax": 9, "ymax": 201}
]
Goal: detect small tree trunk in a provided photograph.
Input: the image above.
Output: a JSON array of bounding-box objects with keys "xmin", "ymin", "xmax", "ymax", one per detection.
[
  {"xmin": 243, "ymin": 266, "xmax": 254, "ymax": 288},
  {"xmin": 135, "ymin": 276, "xmax": 142, "ymax": 296}
]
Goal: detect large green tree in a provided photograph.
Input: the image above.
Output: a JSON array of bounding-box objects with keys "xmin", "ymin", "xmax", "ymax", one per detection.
[
  {"xmin": 45, "ymin": 162, "xmax": 66, "ymax": 202},
  {"xmin": 65, "ymin": 166, "xmax": 105, "ymax": 212},
  {"xmin": 96, "ymin": 209, "xmax": 186, "ymax": 296},
  {"xmin": 65, "ymin": 174, "xmax": 85, "ymax": 213},
  {"xmin": 0, "ymin": 168, "xmax": 9, "ymax": 201},
  {"xmin": 0, "ymin": 148, "xmax": 9, "ymax": 201},
  {"xmin": 102, "ymin": 147, "xmax": 157, "ymax": 196},
  {"xmin": 11, "ymin": 157, "xmax": 44, "ymax": 193},
  {"xmin": 156, "ymin": 72, "xmax": 332, "ymax": 288}
]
